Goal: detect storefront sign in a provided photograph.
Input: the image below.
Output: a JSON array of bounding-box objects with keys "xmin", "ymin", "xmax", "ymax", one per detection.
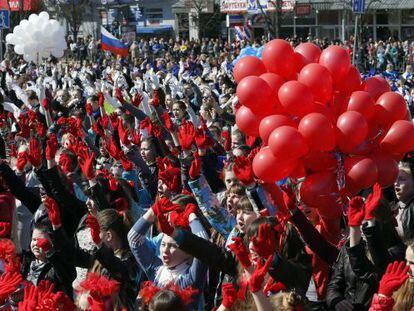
[{"xmin": 220, "ymin": 0, "xmax": 248, "ymax": 13}]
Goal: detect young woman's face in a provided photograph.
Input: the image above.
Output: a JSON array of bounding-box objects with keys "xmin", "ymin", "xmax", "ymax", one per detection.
[
  {"xmin": 160, "ymin": 235, "xmax": 190, "ymax": 268},
  {"xmin": 236, "ymin": 209, "xmax": 257, "ymax": 234},
  {"xmin": 157, "ymin": 180, "xmax": 171, "ymax": 198},
  {"xmin": 226, "ymin": 192, "xmax": 241, "ymax": 216},
  {"xmin": 140, "ymin": 141, "xmax": 155, "ymax": 164},
  {"xmin": 172, "ymin": 103, "xmax": 185, "ymax": 120},
  {"xmin": 224, "ymin": 170, "xmax": 238, "ymax": 190},
  {"xmin": 31, "ymin": 229, "xmax": 50, "ymax": 261},
  {"xmin": 394, "ymin": 167, "xmax": 414, "ymax": 204},
  {"xmin": 406, "ymin": 246, "xmax": 414, "ymax": 283}
]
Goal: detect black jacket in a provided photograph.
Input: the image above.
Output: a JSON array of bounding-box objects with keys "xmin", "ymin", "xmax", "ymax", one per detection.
[{"xmin": 326, "ymin": 240, "xmax": 381, "ymax": 310}]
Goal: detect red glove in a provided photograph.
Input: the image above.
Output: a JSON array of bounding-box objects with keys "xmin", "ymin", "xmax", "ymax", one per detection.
[
  {"xmin": 9, "ymin": 144, "xmax": 17, "ymax": 158},
  {"xmin": 178, "ymin": 121, "xmax": 196, "ymax": 150},
  {"xmin": 131, "ymin": 130, "xmax": 141, "ymax": 146},
  {"xmin": 120, "ymin": 153, "xmax": 133, "ymax": 171},
  {"xmin": 86, "ymin": 214, "xmax": 101, "ymax": 245},
  {"xmin": 41, "ymin": 98, "xmax": 49, "ymax": 110},
  {"xmin": 249, "ymin": 255, "xmax": 274, "ymax": 293},
  {"xmin": 88, "ymin": 295, "xmax": 105, "ymax": 311},
  {"xmin": 251, "ymin": 223, "xmax": 277, "ymax": 259},
  {"xmin": 109, "ymin": 112, "xmax": 120, "ymax": 130},
  {"xmin": 161, "ymin": 112, "xmax": 174, "ymax": 132},
  {"xmin": 78, "ymin": 148, "xmax": 95, "ymax": 180},
  {"xmin": 233, "ymin": 156, "xmax": 254, "ymax": 186},
  {"xmin": 36, "ymin": 238, "xmax": 52, "ymax": 253},
  {"xmin": 43, "ymin": 196, "xmax": 62, "ymax": 227},
  {"xmin": 118, "ymin": 120, "xmax": 131, "ymax": 146},
  {"xmin": 45, "ymin": 134, "xmax": 59, "ymax": 161},
  {"xmin": 152, "ymin": 90, "xmax": 159, "ymax": 106},
  {"xmin": 98, "ymin": 92, "xmax": 104, "ymax": 108},
  {"xmin": 228, "ymin": 237, "xmax": 251, "ymax": 269},
  {"xmin": 115, "ymin": 88, "xmax": 125, "ymax": 104},
  {"xmin": 114, "ymin": 197, "xmax": 129, "ymax": 212},
  {"xmin": 0, "ymin": 222, "xmax": 11, "ymax": 238},
  {"xmin": 221, "ymin": 130, "xmax": 231, "ymax": 152},
  {"xmin": 0, "ymin": 271, "xmax": 23, "ymax": 305},
  {"xmin": 59, "ymin": 153, "xmax": 72, "ymax": 174},
  {"xmin": 194, "ymin": 128, "xmax": 213, "ymax": 150},
  {"xmin": 151, "ymin": 197, "xmax": 180, "ymax": 216},
  {"xmin": 157, "ymin": 213, "xmax": 174, "ymax": 236},
  {"xmin": 378, "ymin": 261, "xmax": 409, "ymax": 297},
  {"xmin": 221, "ymin": 283, "xmax": 238, "ymax": 309},
  {"xmin": 16, "ymin": 151, "xmax": 28, "ymax": 171},
  {"xmin": 85, "ymin": 103, "xmax": 93, "ymax": 116},
  {"xmin": 27, "ymin": 138, "xmax": 42, "ymax": 168},
  {"xmin": 189, "ymin": 151, "xmax": 202, "ymax": 180},
  {"xmin": 92, "ymin": 122, "xmax": 104, "ymax": 137},
  {"xmin": 132, "ymin": 93, "xmax": 143, "ymax": 107},
  {"xmin": 19, "ymin": 283, "xmax": 38, "ymax": 310},
  {"xmin": 36, "ymin": 122, "xmax": 46, "ymax": 138},
  {"xmin": 99, "ymin": 115, "xmax": 109, "ymax": 130},
  {"xmin": 365, "ymin": 183, "xmax": 382, "ymax": 220},
  {"xmin": 105, "ymin": 137, "xmax": 122, "ymax": 160},
  {"xmin": 348, "ymin": 196, "xmax": 365, "ymax": 227},
  {"xmin": 17, "ymin": 115, "xmax": 30, "ymax": 138}
]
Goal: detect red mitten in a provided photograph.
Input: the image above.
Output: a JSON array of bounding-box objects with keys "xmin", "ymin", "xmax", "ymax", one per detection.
[
  {"xmin": 189, "ymin": 152, "xmax": 201, "ymax": 180},
  {"xmin": 43, "ymin": 196, "xmax": 62, "ymax": 227},
  {"xmin": 194, "ymin": 128, "xmax": 213, "ymax": 150},
  {"xmin": 115, "ymin": 88, "xmax": 125, "ymax": 104},
  {"xmin": 98, "ymin": 92, "xmax": 104, "ymax": 108},
  {"xmin": 131, "ymin": 130, "xmax": 141, "ymax": 145},
  {"xmin": 85, "ymin": 103, "xmax": 93, "ymax": 116},
  {"xmin": 41, "ymin": 98, "xmax": 49, "ymax": 110},
  {"xmin": 59, "ymin": 153, "xmax": 72, "ymax": 174},
  {"xmin": 233, "ymin": 156, "xmax": 254, "ymax": 186},
  {"xmin": 18, "ymin": 283, "xmax": 38, "ymax": 310},
  {"xmin": 178, "ymin": 121, "xmax": 196, "ymax": 150},
  {"xmin": 221, "ymin": 283, "xmax": 238, "ymax": 309},
  {"xmin": 157, "ymin": 213, "xmax": 174, "ymax": 236},
  {"xmin": 16, "ymin": 151, "xmax": 28, "ymax": 171},
  {"xmin": 120, "ymin": 153, "xmax": 133, "ymax": 171},
  {"xmin": 0, "ymin": 271, "xmax": 23, "ymax": 304},
  {"xmin": 45, "ymin": 134, "xmax": 59, "ymax": 161},
  {"xmin": 378, "ymin": 261, "xmax": 409, "ymax": 297},
  {"xmin": 228, "ymin": 237, "xmax": 251, "ymax": 269},
  {"xmin": 105, "ymin": 137, "xmax": 122, "ymax": 160},
  {"xmin": 152, "ymin": 90, "xmax": 159, "ymax": 106},
  {"xmin": 251, "ymin": 223, "xmax": 277, "ymax": 259},
  {"xmin": 36, "ymin": 122, "xmax": 46, "ymax": 138},
  {"xmin": 365, "ymin": 183, "xmax": 382, "ymax": 220},
  {"xmin": 161, "ymin": 112, "xmax": 174, "ymax": 132},
  {"xmin": 132, "ymin": 93, "xmax": 143, "ymax": 107},
  {"xmin": 154, "ymin": 197, "xmax": 181, "ymax": 215},
  {"xmin": 36, "ymin": 238, "xmax": 52, "ymax": 253},
  {"xmin": 109, "ymin": 112, "xmax": 120, "ymax": 130},
  {"xmin": 348, "ymin": 196, "xmax": 365, "ymax": 227},
  {"xmin": 27, "ymin": 138, "xmax": 42, "ymax": 168},
  {"xmin": 86, "ymin": 214, "xmax": 101, "ymax": 245},
  {"xmin": 249, "ymin": 255, "xmax": 273, "ymax": 293},
  {"xmin": 221, "ymin": 130, "xmax": 231, "ymax": 152}
]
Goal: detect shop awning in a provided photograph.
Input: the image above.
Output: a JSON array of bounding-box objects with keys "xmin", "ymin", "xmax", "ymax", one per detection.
[
  {"xmin": 296, "ymin": 0, "xmax": 414, "ymax": 11},
  {"xmin": 136, "ymin": 25, "xmax": 173, "ymax": 34}
]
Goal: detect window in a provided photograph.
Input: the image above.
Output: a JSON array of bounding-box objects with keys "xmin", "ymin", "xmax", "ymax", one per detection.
[{"xmin": 145, "ymin": 8, "xmax": 163, "ymax": 20}]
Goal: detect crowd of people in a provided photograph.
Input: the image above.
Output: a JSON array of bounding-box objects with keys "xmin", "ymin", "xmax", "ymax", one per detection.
[{"xmin": 0, "ymin": 33, "xmax": 413, "ymax": 311}]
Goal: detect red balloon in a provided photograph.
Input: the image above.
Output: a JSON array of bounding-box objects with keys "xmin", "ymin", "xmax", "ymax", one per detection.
[
  {"xmin": 233, "ymin": 56, "xmax": 267, "ymax": 83},
  {"xmin": 268, "ymin": 126, "xmax": 309, "ymax": 161},
  {"xmin": 235, "ymin": 106, "xmax": 262, "ymax": 137},
  {"xmin": 252, "ymin": 147, "xmax": 298, "ymax": 182},
  {"xmin": 295, "ymin": 42, "xmax": 321, "ymax": 64},
  {"xmin": 300, "ymin": 172, "xmax": 340, "ymax": 211},
  {"xmin": 362, "ymin": 76, "xmax": 391, "ymax": 100},
  {"xmin": 262, "ymin": 39, "xmax": 294, "ymax": 78},
  {"xmin": 336, "ymin": 111, "xmax": 368, "ymax": 153},
  {"xmin": 260, "ymin": 73, "xmax": 286, "ymax": 95},
  {"xmin": 298, "ymin": 63, "xmax": 333, "ymax": 104},
  {"xmin": 291, "ymin": 52, "xmax": 306, "ymax": 73},
  {"xmin": 332, "ymin": 91, "xmax": 349, "ymax": 118},
  {"xmin": 303, "ymin": 151, "xmax": 338, "ymax": 173},
  {"xmin": 370, "ymin": 152, "xmax": 399, "ymax": 187},
  {"xmin": 319, "ymin": 45, "xmax": 351, "ymax": 85},
  {"xmin": 259, "ymin": 114, "xmax": 297, "ymax": 145},
  {"xmin": 290, "ymin": 159, "xmax": 306, "ymax": 179},
  {"xmin": 380, "ymin": 120, "xmax": 414, "ymax": 154},
  {"xmin": 345, "ymin": 156, "xmax": 378, "ymax": 191},
  {"xmin": 375, "ymin": 92, "xmax": 407, "ymax": 126},
  {"xmin": 335, "ymin": 66, "xmax": 361, "ymax": 94},
  {"xmin": 347, "ymin": 91, "xmax": 375, "ymax": 119},
  {"xmin": 278, "ymin": 81, "xmax": 315, "ymax": 117},
  {"xmin": 298, "ymin": 113, "xmax": 336, "ymax": 151},
  {"xmin": 236, "ymin": 76, "xmax": 274, "ymax": 113}
]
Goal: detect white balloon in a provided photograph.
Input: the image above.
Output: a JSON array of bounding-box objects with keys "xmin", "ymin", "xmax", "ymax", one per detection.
[
  {"xmin": 23, "ymin": 54, "xmax": 34, "ymax": 62},
  {"xmin": 13, "ymin": 25, "xmax": 23, "ymax": 37},
  {"xmin": 5, "ymin": 33, "xmax": 14, "ymax": 44},
  {"xmin": 40, "ymin": 50, "xmax": 50, "ymax": 58},
  {"xmin": 39, "ymin": 11, "xmax": 49, "ymax": 21},
  {"xmin": 52, "ymin": 49, "xmax": 64, "ymax": 58},
  {"xmin": 32, "ymin": 30, "xmax": 41, "ymax": 40},
  {"xmin": 20, "ymin": 19, "xmax": 29, "ymax": 27},
  {"xmin": 28, "ymin": 14, "xmax": 38, "ymax": 23},
  {"xmin": 14, "ymin": 44, "xmax": 24, "ymax": 54}
]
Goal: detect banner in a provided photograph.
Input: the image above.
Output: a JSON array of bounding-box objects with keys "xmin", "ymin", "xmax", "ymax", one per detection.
[{"xmin": 220, "ymin": 0, "xmax": 248, "ymax": 13}]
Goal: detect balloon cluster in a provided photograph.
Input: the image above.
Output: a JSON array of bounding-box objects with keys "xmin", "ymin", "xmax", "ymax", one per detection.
[
  {"xmin": 234, "ymin": 39, "xmax": 414, "ymax": 218},
  {"xmin": 6, "ymin": 11, "xmax": 66, "ymax": 62},
  {"xmin": 232, "ymin": 45, "xmax": 264, "ymax": 66}
]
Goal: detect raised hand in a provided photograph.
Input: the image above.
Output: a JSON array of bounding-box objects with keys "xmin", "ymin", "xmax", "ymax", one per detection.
[
  {"xmin": 109, "ymin": 112, "xmax": 119, "ymax": 130},
  {"xmin": 221, "ymin": 130, "xmax": 231, "ymax": 152},
  {"xmin": 115, "ymin": 88, "xmax": 125, "ymax": 104},
  {"xmin": 228, "ymin": 237, "xmax": 251, "ymax": 269},
  {"xmin": 15, "ymin": 151, "xmax": 28, "ymax": 171},
  {"xmin": 78, "ymin": 148, "xmax": 95, "ymax": 180},
  {"xmin": 43, "ymin": 196, "xmax": 62, "ymax": 228},
  {"xmin": 0, "ymin": 271, "xmax": 23, "ymax": 305},
  {"xmin": 27, "ymin": 138, "xmax": 42, "ymax": 168},
  {"xmin": 45, "ymin": 134, "xmax": 59, "ymax": 161},
  {"xmin": 98, "ymin": 92, "xmax": 104, "ymax": 108},
  {"xmin": 378, "ymin": 261, "xmax": 409, "ymax": 297},
  {"xmin": 233, "ymin": 156, "xmax": 254, "ymax": 186},
  {"xmin": 86, "ymin": 214, "xmax": 101, "ymax": 245},
  {"xmin": 251, "ymin": 223, "xmax": 277, "ymax": 259},
  {"xmin": 221, "ymin": 283, "xmax": 238, "ymax": 309},
  {"xmin": 161, "ymin": 112, "xmax": 174, "ymax": 132},
  {"xmin": 348, "ymin": 196, "xmax": 365, "ymax": 227},
  {"xmin": 152, "ymin": 197, "xmax": 181, "ymax": 216},
  {"xmin": 118, "ymin": 119, "xmax": 131, "ymax": 146},
  {"xmin": 85, "ymin": 103, "xmax": 93, "ymax": 116},
  {"xmin": 189, "ymin": 151, "xmax": 201, "ymax": 180},
  {"xmin": 178, "ymin": 121, "xmax": 196, "ymax": 150},
  {"xmin": 151, "ymin": 90, "xmax": 159, "ymax": 106},
  {"xmin": 249, "ymin": 255, "xmax": 273, "ymax": 293},
  {"xmin": 194, "ymin": 128, "xmax": 213, "ymax": 150},
  {"xmin": 365, "ymin": 183, "xmax": 382, "ymax": 220},
  {"xmin": 105, "ymin": 137, "xmax": 122, "ymax": 160}
]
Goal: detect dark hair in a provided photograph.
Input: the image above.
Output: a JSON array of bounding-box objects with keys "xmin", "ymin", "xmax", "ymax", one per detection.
[
  {"xmin": 235, "ymin": 196, "xmax": 254, "ymax": 213},
  {"xmin": 97, "ymin": 208, "xmax": 133, "ymax": 249},
  {"xmin": 33, "ymin": 218, "xmax": 53, "ymax": 235},
  {"xmin": 27, "ymin": 90, "xmax": 38, "ymax": 101},
  {"xmin": 246, "ymin": 217, "xmax": 279, "ymax": 242},
  {"xmin": 148, "ymin": 290, "xmax": 185, "ymax": 311}
]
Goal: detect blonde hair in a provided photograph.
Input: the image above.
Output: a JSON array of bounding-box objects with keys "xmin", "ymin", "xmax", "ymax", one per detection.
[{"xmin": 269, "ymin": 291, "xmax": 307, "ymax": 311}]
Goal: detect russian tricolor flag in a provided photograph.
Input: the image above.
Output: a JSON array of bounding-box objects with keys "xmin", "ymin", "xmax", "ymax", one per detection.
[{"xmin": 101, "ymin": 26, "xmax": 128, "ymax": 57}]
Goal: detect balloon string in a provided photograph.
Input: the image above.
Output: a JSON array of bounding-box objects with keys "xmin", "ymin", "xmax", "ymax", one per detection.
[{"xmin": 334, "ymin": 151, "xmax": 348, "ymax": 215}]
